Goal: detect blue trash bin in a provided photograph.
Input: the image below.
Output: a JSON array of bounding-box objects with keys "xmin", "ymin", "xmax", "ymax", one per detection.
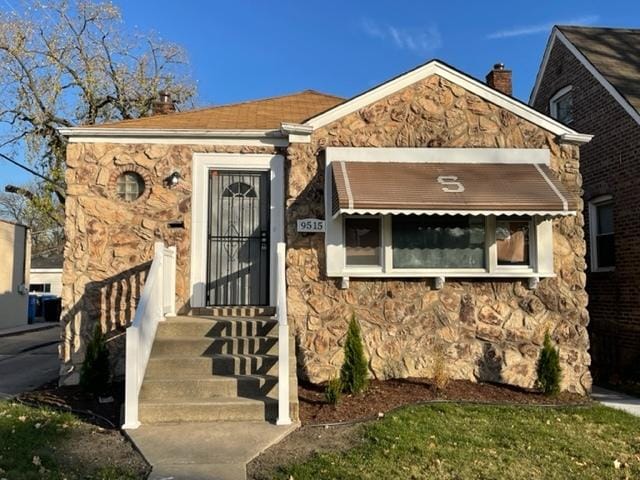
[{"xmin": 28, "ymin": 294, "xmax": 37, "ymax": 324}]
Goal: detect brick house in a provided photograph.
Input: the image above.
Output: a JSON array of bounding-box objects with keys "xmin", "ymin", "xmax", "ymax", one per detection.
[
  {"xmin": 59, "ymin": 59, "xmax": 593, "ymax": 429},
  {"xmin": 530, "ymin": 26, "xmax": 640, "ymax": 384}
]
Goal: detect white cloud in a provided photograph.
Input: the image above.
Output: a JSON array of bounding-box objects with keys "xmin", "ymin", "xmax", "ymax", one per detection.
[
  {"xmin": 487, "ymin": 15, "xmax": 600, "ymax": 39},
  {"xmin": 360, "ymin": 18, "xmax": 442, "ymax": 55}
]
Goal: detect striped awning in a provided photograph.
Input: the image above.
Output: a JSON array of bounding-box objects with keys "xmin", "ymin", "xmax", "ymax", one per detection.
[{"xmin": 331, "ymin": 161, "xmax": 578, "ymax": 217}]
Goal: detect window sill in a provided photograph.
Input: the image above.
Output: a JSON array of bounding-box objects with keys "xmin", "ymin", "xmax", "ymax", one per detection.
[{"xmin": 330, "ymin": 270, "xmax": 554, "ymax": 279}]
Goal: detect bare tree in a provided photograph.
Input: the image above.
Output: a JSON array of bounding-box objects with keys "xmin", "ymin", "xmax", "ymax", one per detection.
[
  {"xmin": 0, "ymin": 0, "xmax": 197, "ymax": 223},
  {"xmin": 0, "ymin": 181, "xmax": 65, "ymax": 257}
]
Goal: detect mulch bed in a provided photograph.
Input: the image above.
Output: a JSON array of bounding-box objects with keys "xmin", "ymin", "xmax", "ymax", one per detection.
[
  {"xmin": 17, "ymin": 380, "xmax": 124, "ymax": 429},
  {"xmin": 299, "ymin": 378, "xmax": 590, "ymax": 425}
]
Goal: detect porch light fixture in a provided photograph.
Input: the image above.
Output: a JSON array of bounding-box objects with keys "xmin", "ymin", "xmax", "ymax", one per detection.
[{"xmin": 165, "ymin": 171, "xmax": 182, "ymax": 188}]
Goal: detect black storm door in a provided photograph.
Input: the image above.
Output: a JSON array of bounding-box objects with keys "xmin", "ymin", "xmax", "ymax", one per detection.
[{"xmin": 207, "ymin": 171, "xmax": 270, "ymax": 306}]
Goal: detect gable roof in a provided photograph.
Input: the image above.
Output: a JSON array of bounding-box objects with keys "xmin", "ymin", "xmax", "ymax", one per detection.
[
  {"xmin": 81, "ymin": 90, "xmax": 345, "ymax": 130},
  {"xmin": 530, "ymin": 26, "xmax": 640, "ymax": 125},
  {"xmin": 61, "ymin": 60, "xmax": 591, "ymax": 144},
  {"xmin": 304, "ymin": 59, "xmax": 591, "ymax": 143}
]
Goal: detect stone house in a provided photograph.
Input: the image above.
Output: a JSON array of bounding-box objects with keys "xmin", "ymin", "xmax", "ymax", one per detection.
[
  {"xmin": 60, "ymin": 59, "xmax": 593, "ymax": 427},
  {"xmin": 530, "ymin": 26, "xmax": 640, "ymax": 385}
]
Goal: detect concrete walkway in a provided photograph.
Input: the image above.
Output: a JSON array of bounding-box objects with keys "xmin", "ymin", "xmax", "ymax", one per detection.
[
  {"xmin": 126, "ymin": 420, "xmax": 299, "ymax": 480},
  {"xmin": 593, "ymin": 386, "xmax": 640, "ymax": 417},
  {"xmin": 0, "ymin": 321, "xmax": 57, "ymax": 338}
]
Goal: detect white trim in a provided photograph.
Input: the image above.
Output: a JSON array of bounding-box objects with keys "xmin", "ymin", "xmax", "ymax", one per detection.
[
  {"xmin": 326, "ymin": 147, "xmax": 551, "ymax": 165},
  {"xmin": 339, "ymin": 162, "xmax": 354, "ymax": 209},
  {"xmin": 588, "ymin": 194, "xmax": 615, "ymax": 273},
  {"xmin": 530, "ymin": 28, "xmax": 640, "ymax": 127},
  {"xmin": 549, "ymin": 85, "xmax": 574, "ymax": 123},
  {"xmin": 307, "ymin": 60, "xmax": 592, "ymax": 144},
  {"xmin": 60, "ymin": 128, "xmax": 288, "ymax": 147},
  {"xmin": 335, "ymin": 208, "xmax": 574, "ymax": 217},
  {"xmin": 190, "ymin": 153, "xmax": 285, "ymax": 308},
  {"xmin": 29, "ymin": 268, "xmax": 63, "ymax": 274},
  {"xmin": 533, "ymin": 163, "xmax": 568, "ymax": 211}
]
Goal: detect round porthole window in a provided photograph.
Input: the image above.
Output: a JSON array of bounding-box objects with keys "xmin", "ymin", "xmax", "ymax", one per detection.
[{"xmin": 116, "ymin": 171, "xmax": 145, "ymax": 202}]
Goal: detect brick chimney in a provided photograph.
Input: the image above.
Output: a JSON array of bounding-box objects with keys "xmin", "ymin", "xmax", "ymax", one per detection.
[
  {"xmin": 486, "ymin": 63, "xmax": 512, "ymax": 96},
  {"xmin": 152, "ymin": 91, "xmax": 176, "ymax": 115}
]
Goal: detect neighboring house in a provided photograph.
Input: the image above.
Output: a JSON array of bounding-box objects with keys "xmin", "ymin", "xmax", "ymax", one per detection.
[
  {"xmin": 59, "ymin": 59, "xmax": 593, "ymax": 428},
  {"xmin": 30, "ymin": 254, "xmax": 63, "ymax": 296},
  {"xmin": 0, "ymin": 219, "xmax": 30, "ymax": 329},
  {"xmin": 530, "ymin": 26, "xmax": 640, "ymax": 384}
]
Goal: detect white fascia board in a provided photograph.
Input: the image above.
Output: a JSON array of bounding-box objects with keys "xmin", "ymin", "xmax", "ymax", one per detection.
[
  {"xmin": 280, "ymin": 122, "xmax": 312, "ymax": 144},
  {"xmin": 305, "ymin": 60, "xmax": 592, "ymax": 144},
  {"xmin": 325, "ymin": 147, "xmax": 550, "ymax": 165},
  {"xmin": 59, "ymin": 127, "xmax": 289, "ymax": 147},
  {"xmin": 531, "ymin": 28, "xmax": 640, "ymax": 128},
  {"xmin": 30, "ymin": 268, "xmax": 63, "ymax": 273}
]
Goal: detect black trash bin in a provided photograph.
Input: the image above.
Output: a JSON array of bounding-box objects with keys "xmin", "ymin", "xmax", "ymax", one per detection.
[{"xmin": 42, "ymin": 297, "xmax": 62, "ymax": 323}]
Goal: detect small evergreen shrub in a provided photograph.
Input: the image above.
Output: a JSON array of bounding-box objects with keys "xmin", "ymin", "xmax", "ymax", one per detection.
[
  {"xmin": 80, "ymin": 325, "xmax": 111, "ymax": 396},
  {"xmin": 340, "ymin": 314, "xmax": 369, "ymax": 395},
  {"xmin": 536, "ymin": 331, "xmax": 562, "ymax": 396},
  {"xmin": 324, "ymin": 377, "xmax": 342, "ymax": 406}
]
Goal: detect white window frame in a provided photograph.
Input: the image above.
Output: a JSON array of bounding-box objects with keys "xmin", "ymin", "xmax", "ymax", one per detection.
[
  {"xmin": 343, "ymin": 215, "xmax": 384, "ymax": 271},
  {"xmin": 549, "ymin": 85, "xmax": 574, "ymax": 124},
  {"xmin": 324, "ymin": 148, "xmax": 558, "ymax": 280},
  {"xmin": 494, "ymin": 216, "xmax": 536, "ymax": 273},
  {"xmin": 588, "ymin": 195, "xmax": 615, "ymax": 272}
]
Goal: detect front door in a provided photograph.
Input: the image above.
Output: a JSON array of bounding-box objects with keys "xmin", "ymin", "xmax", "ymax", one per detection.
[{"xmin": 207, "ymin": 171, "xmax": 270, "ymax": 306}]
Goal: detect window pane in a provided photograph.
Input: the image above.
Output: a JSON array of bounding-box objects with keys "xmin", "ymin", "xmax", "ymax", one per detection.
[
  {"xmin": 345, "ymin": 217, "xmax": 381, "ymax": 266},
  {"xmin": 555, "ymin": 93, "xmax": 573, "ymax": 123},
  {"xmin": 596, "ymin": 233, "xmax": 615, "ymax": 268},
  {"xmin": 597, "ymin": 203, "xmax": 614, "ymax": 234},
  {"xmin": 392, "ymin": 215, "xmax": 485, "ymax": 269},
  {"xmin": 496, "ymin": 218, "xmax": 530, "ymax": 266}
]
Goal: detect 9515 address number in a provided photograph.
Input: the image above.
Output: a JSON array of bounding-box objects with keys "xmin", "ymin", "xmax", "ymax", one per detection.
[{"xmin": 297, "ymin": 218, "xmax": 325, "ymax": 233}]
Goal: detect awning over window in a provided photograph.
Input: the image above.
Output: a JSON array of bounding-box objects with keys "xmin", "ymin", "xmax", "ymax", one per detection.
[{"xmin": 331, "ymin": 161, "xmax": 578, "ymax": 217}]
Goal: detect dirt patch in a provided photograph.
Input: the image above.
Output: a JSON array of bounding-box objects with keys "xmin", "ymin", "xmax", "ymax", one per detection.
[
  {"xmin": 247, "ymin": 423, "xmax": 363, "ymax": 480},
  {"xmin": 56, "ymin": 422, "xmax": 150, "ymax": 478},
  {"xmin": 15, "ymin": 380, "xmax": 149, "ymax": 478},
  {"xmin": 18, "ymin": 380, "xmax": 124, "ymax": 428},
  {"xmin": 299, "ymin": 378, "xmax": 590, "ymax": 425}
]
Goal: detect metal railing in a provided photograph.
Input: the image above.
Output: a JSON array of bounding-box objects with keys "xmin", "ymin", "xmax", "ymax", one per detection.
[{"xmin": 122, "ymin": 242, "xmax": 176, "ymax": 429}]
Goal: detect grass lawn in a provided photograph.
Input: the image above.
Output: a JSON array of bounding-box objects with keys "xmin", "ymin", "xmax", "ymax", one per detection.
[
  {"xmin": 278, "ymin": 404, "xmax": 640, "ymax": 480},
  {"xmin": 0, "ymin": 401, "xmax": 147, "ymax": 480}
]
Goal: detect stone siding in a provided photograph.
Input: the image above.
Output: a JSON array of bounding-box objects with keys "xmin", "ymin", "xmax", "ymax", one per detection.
[
  {"xmin": 285, "ymin": 74, "xmax": 591, "ymax": 394},
  {"xmin": 61, "ymin": 143, "xmax": 276, "ymax": 384}
]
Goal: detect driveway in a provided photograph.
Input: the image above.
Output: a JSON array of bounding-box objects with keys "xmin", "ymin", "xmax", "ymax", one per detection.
[{"xmin": 0, "ymin": 325, "xmax": 60, "ymax": 398}]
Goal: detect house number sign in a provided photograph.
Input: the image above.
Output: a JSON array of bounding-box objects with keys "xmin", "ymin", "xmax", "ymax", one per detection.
[{"xmin": 297, "ymin": 218, "xmax": 325, "ymax": 233}]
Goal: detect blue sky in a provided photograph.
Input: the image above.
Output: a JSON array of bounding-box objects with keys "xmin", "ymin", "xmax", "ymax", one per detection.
[{"xmin": 2, "ymin": 0, "xmax": 640, "ymax": 185}]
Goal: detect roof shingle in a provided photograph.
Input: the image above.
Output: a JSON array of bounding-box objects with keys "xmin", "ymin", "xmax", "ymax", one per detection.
[
  {"xmin": 90, "ymin": 90, "xmax": 345, "ymax": 130},
  {"xmin": 559, "ymin": 26, "xmax": 640, "ymax": 114}
]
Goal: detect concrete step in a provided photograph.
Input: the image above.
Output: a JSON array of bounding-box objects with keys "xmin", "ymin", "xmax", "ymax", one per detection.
[
  {"xmin": 139, "ymin": 396, "xmax": 299, "ymax": 424},
  {"xmin": 190, "ymin": 306, "xmax": 276, "ymax": 317},
  {"xmin": 150, "ymin": 336, "xmax": 278, "ymax": 357},
  {"xmin": 145, "ymin": 353, "xmax": 288, "ymax": 377},
  {"xmin": 157, "ymin": 316, "xmax": 278, "ymax": 338},
  {"xmin": 139, "ymin": 397, "xmax": 278, "ymax": 423},
  {"xmin": 140, "ymin": 375, "xmax": 280, "ymax": 400}
]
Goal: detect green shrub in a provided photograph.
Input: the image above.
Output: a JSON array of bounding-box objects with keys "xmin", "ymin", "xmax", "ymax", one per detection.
[
  {"xmin": 324, "ymin": 377, "xmax": 342, "ymax": 406},
  {"xmin": 536, "ymin": 331, "xmax": 562, "ymax": 396},
  {"xmin": 340, "ymin": 314, "xmax": 369, "ymax": 395},
  {"xmin": 80, "ymin": 325, "xmax": 111, "ymax": 396}
]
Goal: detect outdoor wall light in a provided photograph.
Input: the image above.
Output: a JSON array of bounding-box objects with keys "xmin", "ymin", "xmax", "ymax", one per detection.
[{"xmin": 165, "ymin": 171, "xmax": 182, "ymax": 187}]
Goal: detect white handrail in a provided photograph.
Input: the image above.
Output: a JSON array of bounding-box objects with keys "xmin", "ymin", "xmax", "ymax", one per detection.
[
  {"xmin": 122, "ymin": 242, "xmax": 177, "ymax": 429},
  {"xmin": 276, "ymin": 241, "xmax": 291, "ymax": 425}
]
